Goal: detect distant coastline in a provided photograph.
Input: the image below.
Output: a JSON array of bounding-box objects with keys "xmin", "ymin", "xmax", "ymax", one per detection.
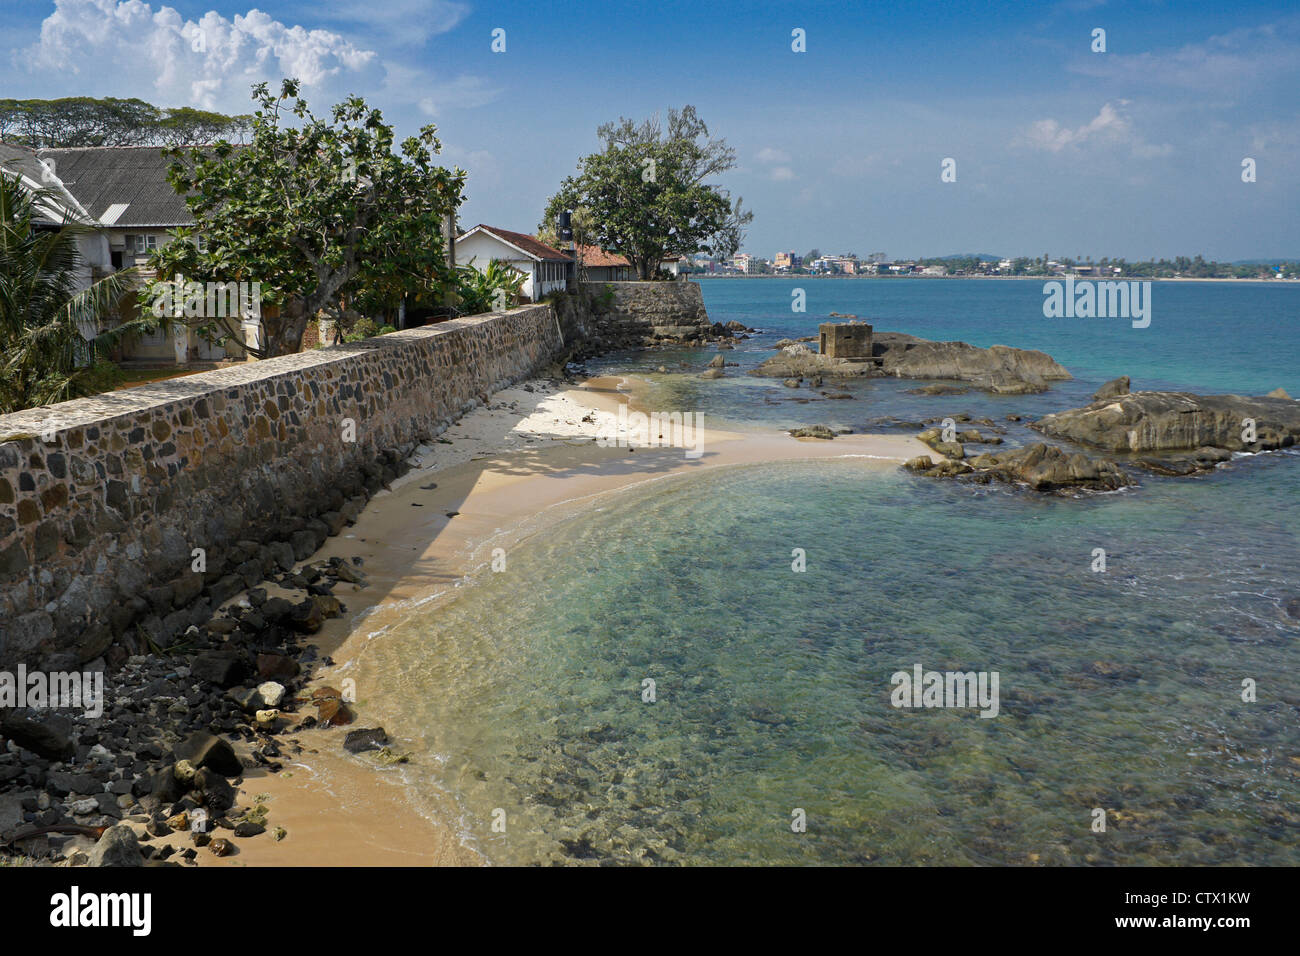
[{"xmin": 693, "ymin": 274, "xmax": 1299, "ymax": 283}]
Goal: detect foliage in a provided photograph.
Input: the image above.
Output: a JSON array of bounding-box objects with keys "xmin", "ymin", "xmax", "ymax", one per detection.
[
  {"xmin": 454, "ymin": 258, "xmax": 527, "ymax": 315},
  {"xmin": 0, "ymin": 168, "xmax": 143, "ymax": 412},
  {"xmin": 342, "ymin": 317, "xmax": 398, "ymax": 342},
  {"xmin": 541, "ymin": 106, "xmax": 752, "ymax": 280},
  {"xmin": 0, "ymin": 97, "xmax": 252, "ymax": 148},
  {"xmin": 140, "ymin": 79, "xmax": 465, "ymax": 357}
]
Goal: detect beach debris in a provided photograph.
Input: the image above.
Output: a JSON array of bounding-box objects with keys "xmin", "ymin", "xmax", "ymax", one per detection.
[
  {"xmin": 371, "ymin": 747, "xmax": 411, "ymax": 766},
  {"xmin": 208, "ymin": 838, "xmax": 233, "ymax": 857}
]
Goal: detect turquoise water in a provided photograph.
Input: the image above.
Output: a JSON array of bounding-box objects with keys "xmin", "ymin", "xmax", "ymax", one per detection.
[
  {"xmin": 368, "ymin": 279, "xmax": 1300, "ymax": 865},
  {"xmin": 587, "ymin": 278, "xmax": 1300, "ymax": 437}
]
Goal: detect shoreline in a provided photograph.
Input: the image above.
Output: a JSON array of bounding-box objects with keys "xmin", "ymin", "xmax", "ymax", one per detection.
[
  {"xmin": 187, "ymin": 373, "xmax": 934, "ymax": 866},
  {"xmin": 693, "ymin": 274, "xmax": 1299, "ymax": 283}
]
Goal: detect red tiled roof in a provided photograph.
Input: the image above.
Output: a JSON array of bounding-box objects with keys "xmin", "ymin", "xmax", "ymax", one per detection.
[
  {"xmin": 575, "ymin": 244, "xmax": 631, "ymax": 268},
  {"xmin": 460, "ymin": 224, "xmax": 571, "ymax": 261}
]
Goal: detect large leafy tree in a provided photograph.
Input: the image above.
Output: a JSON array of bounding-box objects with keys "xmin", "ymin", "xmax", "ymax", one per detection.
[
  {"xmin": 0, "ymin": 97, "xmax": 251, "ymax": 148},
  {"xmin": 142, "ymin": 79, "xmax": 466, "ymax": 357},
  {"xmin": 0, "ymin": 170, "xmax": 141, "ymax": 413},
  {"xmin": 541, "ymin": 106, "xmax": 752, "ymax": 280}
]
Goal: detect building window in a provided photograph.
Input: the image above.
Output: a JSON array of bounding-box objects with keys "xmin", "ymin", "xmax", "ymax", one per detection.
[{"xmin": 133, "ymin": 234, "xmax": 159, "ymax": 254}]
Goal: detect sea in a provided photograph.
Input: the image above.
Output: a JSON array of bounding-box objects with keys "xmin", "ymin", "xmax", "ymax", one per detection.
[{"xmin": 357, "ymin": 278, "xmax": 1300, "ymax": 865}]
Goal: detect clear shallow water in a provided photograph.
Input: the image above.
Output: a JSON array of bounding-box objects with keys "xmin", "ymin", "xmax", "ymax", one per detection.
[{"xmin": 363, "ymin": 279, "xmax": 1300, "ymax": 865}]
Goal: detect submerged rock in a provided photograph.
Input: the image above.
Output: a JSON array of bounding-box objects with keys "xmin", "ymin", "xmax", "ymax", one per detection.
[
  {"xmin": 907, "ymin": 442, "xmax": 1130, "ymax": 492},
  {"xmin": 344, "ymin": 727, "xmax": 389, "ymax": 754},
  {"xmin": 1034, "ymin": 391, "xmax": 1300, "ymax": 453},
  {"xmin": 976, "ymin": 443, "xmax": 1131, "ymax": 491}
]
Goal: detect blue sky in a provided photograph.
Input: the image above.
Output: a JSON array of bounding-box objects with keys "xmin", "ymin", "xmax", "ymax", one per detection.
[{"xmin": 3, "ymin": 0, "xmax": 1297, "ymax": 260}]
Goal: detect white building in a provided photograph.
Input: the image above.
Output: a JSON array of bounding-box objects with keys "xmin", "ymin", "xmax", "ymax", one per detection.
[
  {"xmin": 0, "ymin": 143, "xmax": 259, "ymax": 364},
  {"xmin": 455, "ymin": 224, "xmax": 572, "ymax": 301}
]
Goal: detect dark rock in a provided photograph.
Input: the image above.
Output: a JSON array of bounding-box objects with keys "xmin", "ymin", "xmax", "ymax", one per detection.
[
  {"xmin": 256, "ymin": 653, "xmax": 299, "ymax": 681},
  {"xmin": 343, "ymin": 727, "xmax": 388, "ymax": 754},
  {"xmin": 0, "ymin": 713, "xmax": 75, "ymax": 761},
  {"xmin": 172, "ymin": 732, "xmax": 242, "ymax": 777},
  {"xmin": 45, "ymin": 769, "xmax": 95, "ymax": 795},
  {"xmin": 193, "ymin": 768, "xmax": 235, "ymax": 814},
  {"xmin": 190, "ymin": 652, "xmax": 247, "ymax": 688}
]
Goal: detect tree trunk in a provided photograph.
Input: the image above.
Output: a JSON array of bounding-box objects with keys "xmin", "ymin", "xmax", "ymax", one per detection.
[{"xmin": 267, "ymin": 296, "xmax": 310, "ymax": 356}]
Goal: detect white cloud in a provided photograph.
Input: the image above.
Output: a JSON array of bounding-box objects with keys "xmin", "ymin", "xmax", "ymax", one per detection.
[
  {"xmin": 1017, "ymin": 101, "xmax": 1172, "ymax": 157},
  {"xmin": 756, "ymin": 147, "xmax": 790, "ymax": 164},
  {"xmin": 302, "ymin": 0, "xmax": 470, "ymax": 47},
  {"xmin": 418, "ymin": 75, "xmax": 500, "ymax": 117},
  {"xmin": 19, "ymin": 0, "xmax": 379, "ymax": 110},
  {"xmin": 1069, "ymin": 22, "xmax": 1300, "ymax": 92}
]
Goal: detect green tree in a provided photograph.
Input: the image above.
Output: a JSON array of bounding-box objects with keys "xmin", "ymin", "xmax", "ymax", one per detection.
[
  {"xmin": 542, "ymin": 106, "xmax": 752, "ymax": 280},
  {"xmin": 142, "ymin": 79, "xmax": 466, "ymax": 357},
  {"xmin": 0, "ymin": 170, "xmax": 141, "ymax": 412},
  {"xmin": 0, "ymin": 97, "xmax": 251, "ymax": 147}
]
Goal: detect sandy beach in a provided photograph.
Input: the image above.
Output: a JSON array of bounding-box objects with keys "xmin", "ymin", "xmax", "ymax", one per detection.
[{"xmin": 155, "ymin": 373, "xmax": 935, "ymax": 866}]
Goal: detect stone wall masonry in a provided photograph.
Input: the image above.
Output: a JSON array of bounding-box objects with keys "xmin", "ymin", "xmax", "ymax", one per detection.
[
  {"xmin": 0, "ymin": 304, "xmax": 563, "ymax": 669},
  {"xmin": 581, "ymin": 280, "xmax": 712, "ymax": 344}
]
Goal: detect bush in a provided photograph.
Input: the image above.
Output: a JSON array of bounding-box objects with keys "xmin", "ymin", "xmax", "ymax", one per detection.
[{"xmin": 342, "ymin": 317, "xmax": 396, "ymax": 342}]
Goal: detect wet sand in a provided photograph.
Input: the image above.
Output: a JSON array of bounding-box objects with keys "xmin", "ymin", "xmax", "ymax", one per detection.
[{"xmin": 183, "ymin": 374, "xmax": 935, "ymax": 866}]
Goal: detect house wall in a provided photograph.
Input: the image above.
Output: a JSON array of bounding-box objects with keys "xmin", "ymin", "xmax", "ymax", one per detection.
[
  {"xmin": 0, "ymin": 304, "xmax": 563, "ymax": 669},
  {"xmin": 455, "ymin": 233, "xmax": 535, "ymax": 296},
  {"xmin": 455, "ymin": 233, "xmax": 569, "ymax": 301}
]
